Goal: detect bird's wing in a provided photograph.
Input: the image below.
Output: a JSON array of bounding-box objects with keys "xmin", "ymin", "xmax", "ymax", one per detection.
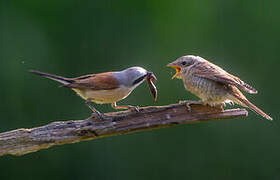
[
  {"xmin": 62, "ymin": 72, "xmax": 120, "ymax": 90},
  {"xmin": 192, "ymin": 62, "xmax": 258, "ymax": 94}
]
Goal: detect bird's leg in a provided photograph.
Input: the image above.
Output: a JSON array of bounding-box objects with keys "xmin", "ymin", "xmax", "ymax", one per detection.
[
  {"xmin": 214, "ymin": 103, "xmax": 225, "ymax": 111},
  {"xmin": 111, "ymin": 102, "xmax": 139, "ymax": 112},
  {"xmin": 85, "ymin": 99, "xmax": 104, "ymax": 120},
  {"xmin": 179, "ymin": 100, "xmax": 203, "ymax": 111}
]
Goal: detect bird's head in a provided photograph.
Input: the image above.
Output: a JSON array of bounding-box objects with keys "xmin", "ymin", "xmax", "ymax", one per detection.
[
  {"xmin": 123, "ymin": 67, "xmax": 148, "ymax": 85},
  {"xmin": 118, "ymin": 66, "xmax": 158, "ymax": 101},
  {"xmin": 167, "ymin": 55, "xmax": 204, "ymax": 79}
]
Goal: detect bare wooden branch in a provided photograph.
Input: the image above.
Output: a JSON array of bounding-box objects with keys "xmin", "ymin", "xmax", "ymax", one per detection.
[{"xmin": 0, "ymin": 103, "xmax": 248, "ymax": 157}]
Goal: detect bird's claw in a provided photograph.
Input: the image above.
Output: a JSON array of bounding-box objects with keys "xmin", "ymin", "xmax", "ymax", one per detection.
[
  {"xmin": 214, "ymin": 104, "xmax": 225, "ymax": 112},
  {"xmin": 179, "ymin": 100, "xmax": 202, "ymax": 111},
  {"xmin": 128, "ymin": 105, "xmax": 140, "ymax": 112},
  {"xmin": 91, "ymin": 112, "xmax": 105, "ymax": 121}
]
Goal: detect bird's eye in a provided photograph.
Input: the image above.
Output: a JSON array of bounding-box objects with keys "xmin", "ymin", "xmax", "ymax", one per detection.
[{"xmin": 181, "ymin": 61, "xmax": 187, "ymax": 66}]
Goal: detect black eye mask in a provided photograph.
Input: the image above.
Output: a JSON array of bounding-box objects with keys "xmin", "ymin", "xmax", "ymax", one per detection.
[{"xmin": 132, "ymin": 74, "xmax": 147, "ymax": 85}]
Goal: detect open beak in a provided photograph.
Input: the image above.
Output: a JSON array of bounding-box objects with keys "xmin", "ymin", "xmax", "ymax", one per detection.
[
  {"xmin": 167, "ymin": 64, "xmax": 181, "ymax": 79},
  {"xmin": 146, "ymin": 72, "xmax": 158, "ymax": 101}
]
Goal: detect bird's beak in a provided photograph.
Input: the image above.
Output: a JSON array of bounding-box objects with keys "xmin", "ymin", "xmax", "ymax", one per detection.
[{"xmin": 167, "ymin": 63, "xmax": 181, "ymax": 79}]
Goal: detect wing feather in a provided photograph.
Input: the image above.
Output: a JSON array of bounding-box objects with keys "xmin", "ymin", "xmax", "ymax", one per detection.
[
  {"xmin": 62, "ymin": 72, "xmax": 120, "ymax": 90},
  {"xmin": 192, "ymin": 62, "xmax": 257, "ymax": 94}
]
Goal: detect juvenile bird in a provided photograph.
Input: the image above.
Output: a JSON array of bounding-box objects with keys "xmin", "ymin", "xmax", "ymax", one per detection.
[
  {"xmin": 167, "ymin": 55, "xmax": 272, "ymax": 120},
  {"xmin": 30, "ymin": 67, "xmax": 157, "ymax": 119}
]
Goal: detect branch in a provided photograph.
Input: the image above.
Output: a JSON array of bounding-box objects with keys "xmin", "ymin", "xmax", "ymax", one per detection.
[{"xmin": 0, "ymin": 103, "xmax": 247, "ymax": 157}]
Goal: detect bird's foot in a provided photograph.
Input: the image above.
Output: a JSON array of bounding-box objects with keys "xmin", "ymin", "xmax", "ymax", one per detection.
[
  {"xmin": 179, "ymin": 100, "xmax": 203, "ymax": 111},
  {"xmin": 111, "ymin": 102, "xmax": 140, "ymax": 112},
  {"xmin": 85, "ymin": 99, "xmax": 105, "ymax": 121},
  {"xmin": 91, "ymin": 111, "xmax": 106, "ymax": 121},
  {"xmin": 214, "ymin": 103, "xmax": 225, "ymax": 112},
  {"xmin": 127, "ymin": 105, "xmax": 140, "ymax": 112}
]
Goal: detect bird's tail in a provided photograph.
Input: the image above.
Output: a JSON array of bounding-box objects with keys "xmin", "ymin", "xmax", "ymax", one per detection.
[
  {"xmin": 238, "ymin": 81, "xmax": 258, "ymax": 94},
  {"xmin": 29, "ymin": 69, "xmax": 74, "ymax": 85},
  {"xmin": 234, "ymin": 95, "xmax": 272, "ymax": 120}
]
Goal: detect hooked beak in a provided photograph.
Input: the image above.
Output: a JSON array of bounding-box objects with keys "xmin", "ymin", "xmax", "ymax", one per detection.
[{"xmin": 167, "ymin": 63, "xmax": 181, "ymax": 79}]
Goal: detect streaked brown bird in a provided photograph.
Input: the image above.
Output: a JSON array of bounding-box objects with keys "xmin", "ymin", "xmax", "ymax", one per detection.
[
  {"xmin": 30, "ymin": 67, "xmax": 157, "ymax": 119},
  {"xmin": 167, "ymin": 55, "xmax": 272, "ymax": 120}
]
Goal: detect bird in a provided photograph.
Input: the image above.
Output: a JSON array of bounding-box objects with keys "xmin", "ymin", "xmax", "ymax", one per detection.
[
  {"xmin": 29, "ymin": 67, "xmax": 157, "ymax": 119},
  {"xmin": 167, "ymin": 55, "xmax": 272, "ymax": 120}
]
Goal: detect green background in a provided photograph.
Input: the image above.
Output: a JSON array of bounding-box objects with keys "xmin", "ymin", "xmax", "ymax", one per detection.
[{"xmin": 0, "ymin": 0, "xmax": 279, "ymax": 179}]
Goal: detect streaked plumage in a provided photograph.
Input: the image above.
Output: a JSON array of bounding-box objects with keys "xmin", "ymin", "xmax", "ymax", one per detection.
[{"xmin": 167, "ymin": 55, "xmax": 272, "ymax": 120}]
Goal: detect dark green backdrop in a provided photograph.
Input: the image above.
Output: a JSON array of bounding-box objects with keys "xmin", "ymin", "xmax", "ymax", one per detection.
[{"xmin": 0, "ymin": 0, "xmax": 279, "ymax": 179}]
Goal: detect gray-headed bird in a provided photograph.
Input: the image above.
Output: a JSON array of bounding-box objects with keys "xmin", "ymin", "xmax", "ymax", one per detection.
[{"xmin": 30, "ymin": 67, "xmax": 157, "ymax": 119}]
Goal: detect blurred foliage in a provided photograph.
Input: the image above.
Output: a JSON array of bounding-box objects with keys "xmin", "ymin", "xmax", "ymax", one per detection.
[{"xmin": 0, "ymin": 0, "xmax": 279, "ymax": 179}]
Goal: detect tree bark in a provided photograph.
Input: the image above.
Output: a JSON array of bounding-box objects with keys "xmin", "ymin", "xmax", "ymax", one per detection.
[{"xmin": 0, "ymin": 103, "xmax": 248, "ymax": 157}]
